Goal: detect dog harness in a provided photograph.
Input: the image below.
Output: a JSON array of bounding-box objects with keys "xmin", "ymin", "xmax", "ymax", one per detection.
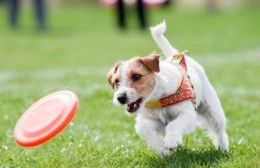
[{"xmin": 145, "ymin": 53, "xmax": 196, "ymax": 109}]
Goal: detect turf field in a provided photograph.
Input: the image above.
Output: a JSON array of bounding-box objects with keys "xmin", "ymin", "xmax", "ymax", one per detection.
[{"xmin": 0, "ymin": 5, "xmax": 259, "ymax": 167}]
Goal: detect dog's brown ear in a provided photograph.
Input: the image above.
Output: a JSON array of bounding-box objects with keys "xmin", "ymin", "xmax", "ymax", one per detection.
[
  {"xmin": 106, "ymin": 70, "xmax": 113, "ymax": 86},
  {"xmin": 106, "ymin": 61, "xmax": 121, "ymax": 88},
  {"xmin": 139, "ymin": 54, "xmax": 160, "ymax": 73}
]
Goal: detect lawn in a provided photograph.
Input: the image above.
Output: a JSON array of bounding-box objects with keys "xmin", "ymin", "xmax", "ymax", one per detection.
[{"xmin": 0, "ymin": 5, "xmax": 260, "ymax": 167}]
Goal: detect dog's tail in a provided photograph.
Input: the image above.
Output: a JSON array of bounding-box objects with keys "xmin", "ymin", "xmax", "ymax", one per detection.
[{"xmin": 150, "ymin": 20, "xmax": 179, "ymax": 58}]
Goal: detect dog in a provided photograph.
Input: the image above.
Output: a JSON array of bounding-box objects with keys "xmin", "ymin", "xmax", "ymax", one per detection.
[{"xmin": 107, "ymin": 21, "xmax": 229, "ymax": 156}]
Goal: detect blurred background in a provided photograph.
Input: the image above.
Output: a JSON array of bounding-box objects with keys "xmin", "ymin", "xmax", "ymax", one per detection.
[
  {"xmin": 0, "ymin": 0, "xmax": 259, "ymax": 167},
  {"xmin": 0, "ymin": 0, "xmax": 259, "ymax": 70}
]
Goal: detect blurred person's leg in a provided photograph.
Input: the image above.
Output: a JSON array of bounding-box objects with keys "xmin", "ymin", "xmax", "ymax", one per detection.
[
  {"xmin": 33, "ymin": 0, "xmax": 46, "ymax": 31},
  {"xmin": 207, "ymin": 0, "xmax": 217, "ymax": 12},
  {"xmin": 163, "ymin": 0, "xmax": 171, "ymax": 7},
  {"xmin": 7, "ymin": 0, "xmax": 19, "ymax": 28},
  {"xmin": 136, "ymin": 0, "xmax": 147, "ymax": 29},
  {"xmin": 116, "ymin": 0, "xmax": 126, "ymax": 29}
]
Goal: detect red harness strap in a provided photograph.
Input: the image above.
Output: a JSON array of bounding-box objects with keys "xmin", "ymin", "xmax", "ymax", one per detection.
[{"xmin": 145, "ymin": 53, "xmax": 196, "ymax": 109}]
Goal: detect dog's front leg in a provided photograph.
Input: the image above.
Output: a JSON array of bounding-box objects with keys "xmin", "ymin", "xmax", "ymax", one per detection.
[
  {"xmin": 164, "ymin": 105, "xmax": 197, "ymax": 151},
  {"xmin": 135, "ymin": 118, "xmax": 169, "ymax": 157}
]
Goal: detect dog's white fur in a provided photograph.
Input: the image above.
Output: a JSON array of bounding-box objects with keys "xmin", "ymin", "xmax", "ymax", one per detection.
[{"xmin": 112, "ymin": 21, "xmax": 229, "ymax": 156}]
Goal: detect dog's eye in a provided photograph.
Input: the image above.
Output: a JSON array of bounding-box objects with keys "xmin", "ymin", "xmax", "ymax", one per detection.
[
  {"xmin": 132, "ymin": 74, "xmax": 142, "ymax": 82},
  {"xmin": 115, "ymin": 79, "xmax": 120, "ymax": 86}
]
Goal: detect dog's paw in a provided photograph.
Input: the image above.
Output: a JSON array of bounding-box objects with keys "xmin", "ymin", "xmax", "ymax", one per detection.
[
  {"xmin": 149, "ymin": 143, "xmax": 170, "ymax": 157},
  {"xmin": 164, "ymin": 134, "xmax": 182, "ymax": 151},
  {"xmin": 156, "ymin": 148, "xmax": 170, "ymax": 158}
]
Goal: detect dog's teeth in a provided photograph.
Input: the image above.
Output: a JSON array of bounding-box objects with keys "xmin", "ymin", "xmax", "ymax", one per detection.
[{"xmin": 126, "ymin": 100, "xmax": 141, "ymax": 112}]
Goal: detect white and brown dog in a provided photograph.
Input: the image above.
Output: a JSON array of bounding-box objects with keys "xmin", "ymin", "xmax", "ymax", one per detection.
[{"xmin": 107, "ymin": 21, "xmax": 229, "ymax": 156}]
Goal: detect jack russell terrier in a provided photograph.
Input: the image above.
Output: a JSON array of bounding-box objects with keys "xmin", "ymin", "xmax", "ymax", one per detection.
[{"xmin": 107, "ymin": 21, "xmax": 229, "ymax": 156}]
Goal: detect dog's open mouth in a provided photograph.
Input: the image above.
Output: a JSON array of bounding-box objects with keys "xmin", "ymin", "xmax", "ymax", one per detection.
[{"xmin": 126, "ymin": 98, "xmax": 142, "ymax": 113}]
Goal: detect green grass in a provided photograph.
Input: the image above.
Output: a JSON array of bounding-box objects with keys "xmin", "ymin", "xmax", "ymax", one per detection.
[{"xmin": 0, "ymin": 5, "xmax": 260, "ymax": 167}]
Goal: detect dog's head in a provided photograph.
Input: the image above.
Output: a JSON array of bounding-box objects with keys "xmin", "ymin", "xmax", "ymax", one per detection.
[{"xmin": 107, "ymin": 54, "xmax": 160, "ymax": 116}]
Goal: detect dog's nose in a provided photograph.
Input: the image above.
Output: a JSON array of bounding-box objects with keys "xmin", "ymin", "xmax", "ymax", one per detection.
[{"xmin": 117, "ymin": 93, "xmax": 127, "ymax": 104}]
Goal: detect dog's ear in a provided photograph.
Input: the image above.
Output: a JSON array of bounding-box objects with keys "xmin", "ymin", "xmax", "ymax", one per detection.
[
  {"xmin": 107, "ymin": 62, "xmax": 121, "ymax": 88},
  {"xmin": 106, "ymin": 70, "xmax": 113, "ymax": 87},
  {"xmin": 139, "ymin": 54, "xmax": 160, "ymax": 73}
]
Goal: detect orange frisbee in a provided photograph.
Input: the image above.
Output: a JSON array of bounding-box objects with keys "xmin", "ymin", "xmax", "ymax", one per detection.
[{"xmin": 14, "ymin": 90, "xmax": 79, "ymax": 147}]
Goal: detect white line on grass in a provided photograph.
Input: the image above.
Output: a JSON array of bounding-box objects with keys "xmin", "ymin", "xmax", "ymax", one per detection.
[
  {"xmin": 0, "ymin": 67, "xmax": 107, "ymax": 82},
  {"xmin": 198, "ymin": 47, "xmax": 260, "ymax": 66},
  {"xmin": 0, "ymin": 47, "xmax": 259, "ymax": 82},
  {"xmin": 217, "ymin": 86, "xmax": 260, "ymax": 97}
]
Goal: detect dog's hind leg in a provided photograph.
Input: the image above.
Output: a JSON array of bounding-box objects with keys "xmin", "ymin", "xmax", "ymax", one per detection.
[{"xmin": 198, "ymin": 82, "xmax": 229, "ymax": 152}]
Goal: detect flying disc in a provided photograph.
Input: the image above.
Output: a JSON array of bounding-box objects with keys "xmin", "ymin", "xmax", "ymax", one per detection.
[{"xmin": 14, "ymin": 90, "xmax": 79, "ymax": 147}]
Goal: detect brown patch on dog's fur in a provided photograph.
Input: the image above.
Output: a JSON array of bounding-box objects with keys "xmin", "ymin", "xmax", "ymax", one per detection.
[
  {"xmin": 127, "ymin": 56, "xmax": 158, "ymax": 98},
  {"xmin": 107, "ymin": 61, "xmax": 122, "ymax": 90},
  {"xmin": 139, "ymin": 54, "xmax": 160, "ymax": 73}
]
